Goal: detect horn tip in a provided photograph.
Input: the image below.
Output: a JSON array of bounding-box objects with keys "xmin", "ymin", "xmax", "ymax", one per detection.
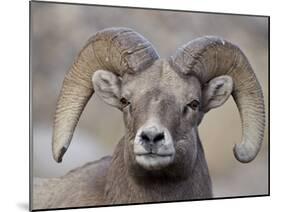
[
  {"xmin": 53, "ymin": 146, "xmax": 68, "ymax": 163},
  {"xmin": 233, "ymin": 143, "xmax": 258, "ymax": 163}
]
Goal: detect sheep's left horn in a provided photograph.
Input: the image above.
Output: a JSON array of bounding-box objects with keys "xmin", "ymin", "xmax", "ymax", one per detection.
[
  {"xmin": 52, "ymin": 27, "xmax": 159, "ymax": 162},
  {"xmin": 171, "ymin": 36, "xmax": 265, "ymax": 163}
]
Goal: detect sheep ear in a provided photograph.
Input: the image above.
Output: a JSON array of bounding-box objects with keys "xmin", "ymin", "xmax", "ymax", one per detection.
[
  {"xmin": 92, "ymin": 70, "xmax": 122, "ymax": 109},
  {"xmin": 202, "ymin": 75, "xmax": 233, "ymax": 113}
]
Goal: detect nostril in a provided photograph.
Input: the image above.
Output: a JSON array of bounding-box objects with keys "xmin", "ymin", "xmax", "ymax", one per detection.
[
  {"xmin": 140, "ymin": 130, "xmax": 165, "ymax": 144},
  {"xmin": 153, "ymin": 133, "xmax": 165, "ymax": 143},
  {"xmin": 140, "ymin": 133, "xmax": 150, "ymax": 142}
]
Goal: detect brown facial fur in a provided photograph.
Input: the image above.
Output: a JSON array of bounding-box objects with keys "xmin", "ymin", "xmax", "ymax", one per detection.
[
  {"xmin": 122, "ymin": 59, "xmax": 202, "ymax": 132},
  {"xmin": 117, "ymin": 60, "xmax": 204, "ymax": 178}
]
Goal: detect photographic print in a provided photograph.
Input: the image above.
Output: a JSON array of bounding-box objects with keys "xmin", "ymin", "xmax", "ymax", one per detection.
[{"xmin": 30, "ymin": 1, "xmax": 269, "ymax": 211}]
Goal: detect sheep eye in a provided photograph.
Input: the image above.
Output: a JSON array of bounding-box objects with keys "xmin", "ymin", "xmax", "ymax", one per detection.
[
  {"xmin": 187, "ymin": 100, "xmax": 200, "ymax": 110},
  {"xmin": 120, "ymin": 97, "xmax": 130, "ymax": 107}
]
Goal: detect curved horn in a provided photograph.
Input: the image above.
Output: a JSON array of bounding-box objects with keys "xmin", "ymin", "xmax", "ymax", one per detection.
[
  {"xmin": 171, "ymin": 36, "xmax": 265, "ymax": 163},
  {"xmin": 53, "ymin": 27, "xmax": 159, "ymax": 162}
]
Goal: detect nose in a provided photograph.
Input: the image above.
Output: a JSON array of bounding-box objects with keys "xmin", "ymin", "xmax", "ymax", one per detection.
[{"xmin": 140, "ymin": 126, "xmax": 165, "ymax": 144}]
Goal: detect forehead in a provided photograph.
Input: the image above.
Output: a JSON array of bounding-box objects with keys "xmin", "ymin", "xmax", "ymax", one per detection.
[{"xmin": 122, "ymin": 60, "xmax": 201, "ymax": 100}]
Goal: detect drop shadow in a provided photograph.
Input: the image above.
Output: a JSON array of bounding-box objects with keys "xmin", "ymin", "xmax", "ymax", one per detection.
[{"xmin": 17, "ymin": 202, "xmax": 29, "ymax": 211}]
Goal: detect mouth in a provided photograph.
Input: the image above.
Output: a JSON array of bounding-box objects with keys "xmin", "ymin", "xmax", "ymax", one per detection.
[
  {"xmin": 135, "ymin": 152, "xmax": 173, "ymax": 157},
  {"xmin": 135, "ymin": 152, "xmax": 175, "ymax": 170}
]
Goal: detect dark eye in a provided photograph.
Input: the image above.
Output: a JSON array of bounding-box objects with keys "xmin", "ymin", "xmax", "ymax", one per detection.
[
  {"xmin": 187, "ymin": 100, "xmax": 200, "ymax": 110},
  {"xmin": 120, "ymin": 97, "xmax": 130, "ymax": 107}
]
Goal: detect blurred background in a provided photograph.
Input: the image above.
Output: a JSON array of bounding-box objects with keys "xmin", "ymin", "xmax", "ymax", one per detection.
[{"xmin": 31, "ymin": 2, "xmax": 268, "ymax": 198}]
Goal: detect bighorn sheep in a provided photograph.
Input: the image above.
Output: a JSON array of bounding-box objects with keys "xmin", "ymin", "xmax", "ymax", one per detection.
[{"xmin": 33, "ymin": 27, "xmax": 265, "ymax": 210}]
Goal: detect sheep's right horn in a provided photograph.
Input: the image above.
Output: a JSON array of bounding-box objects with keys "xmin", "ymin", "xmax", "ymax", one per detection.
[
  {"xmin": 52, "ymin": 27, "xmax": 159, "ymax": 162},
  {"xmin": 172, "ymin": 36, "xmax": 265, "ymax": 163}
]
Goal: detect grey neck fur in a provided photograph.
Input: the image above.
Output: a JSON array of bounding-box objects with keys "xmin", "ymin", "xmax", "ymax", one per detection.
[{"xmin": 104, "ymin": 136, "xmax": 213, "ymax": 204}]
